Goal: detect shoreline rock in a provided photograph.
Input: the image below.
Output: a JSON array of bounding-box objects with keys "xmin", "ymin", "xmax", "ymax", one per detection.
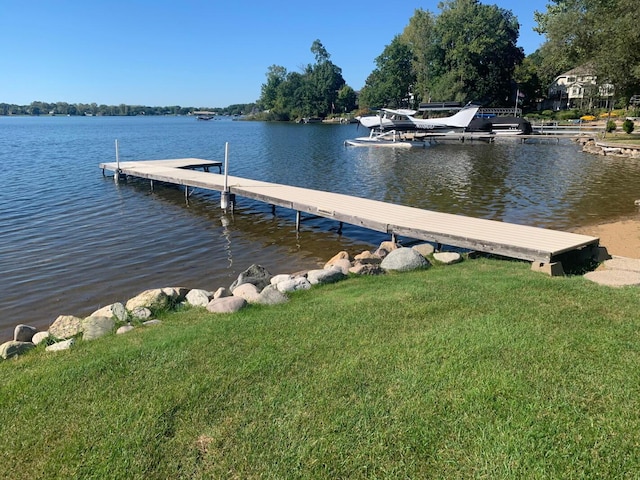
[{"xmin": 0, "ymin": 240, "xmax": 466, "ymax": 362}]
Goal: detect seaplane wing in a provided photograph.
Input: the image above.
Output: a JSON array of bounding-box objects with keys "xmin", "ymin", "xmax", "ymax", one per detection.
[{"xmin": 357, "ymin": 103, "xmax": 480, "ymax": 132}]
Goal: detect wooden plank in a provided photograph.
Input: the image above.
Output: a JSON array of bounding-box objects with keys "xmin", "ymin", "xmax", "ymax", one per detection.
[{"xmin": 99, "ymin": 159, "xmax": 599, "ymax": 263}]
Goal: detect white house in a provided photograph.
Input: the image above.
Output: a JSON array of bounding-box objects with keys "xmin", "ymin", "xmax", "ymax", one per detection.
[{"xmin": 548, "ymin": 65, "xmax": 614, "ymax": 110}]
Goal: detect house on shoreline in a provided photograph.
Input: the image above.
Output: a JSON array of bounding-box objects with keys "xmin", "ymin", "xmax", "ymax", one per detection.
[{"xmin": 547, "ymin": 65, "xmax": 614, "ymax": 111}]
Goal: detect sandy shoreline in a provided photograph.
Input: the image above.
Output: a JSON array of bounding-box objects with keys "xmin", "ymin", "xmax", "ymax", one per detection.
[{"xmin": 572, "ymin": 216, "xmax": 640, "ymax": 259}]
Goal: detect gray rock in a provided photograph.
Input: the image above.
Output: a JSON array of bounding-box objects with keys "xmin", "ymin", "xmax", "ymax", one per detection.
[
  {"xmin": 116, "ymin": 325, "xmax": 135, "ymax": 335},
  {"xmin": 433, "ymin": 252, "xmax": 462, "ymax": 265},
  {"xmin": 270, "ymin": 274, "xmax": 293, "ymax": 286},
  {"xmin": 49, "ymin": 315, "xmax": 83, "ymax": 340},
  {"xmin": 131, "ymin": 307, "xmax": 152, "ymax": 320},
  {"xmin": 380, "ymin": 247, "xmax": 431, "ymax": 272},
  {"xmin": 213, "ymin": 287, "xmax": 231, "ymax": 299},
  {"xmin": 142, "ymin": 319, "xmax": 162, "ymax": 326},
  {"xmin": 276, "ymin": 276, "xmax": 311, "ymax": 293},
  {"xmin": 354, "ymin": 251, "xmax": 382, "ymax": 264},
  {"xmin": 229, "ymin": 264, "xmax": 272, "ymax": 291},
  {"xmin": 91, "ymin": 302, "xmax": 129, "ymax": 322},
  {"xmin": 32, "ymin": 331, "xmax": 51, "ymax": 346},
  {"xmin": 256, "ymin": 285, "xmax": 289, "ymax": 305},
  {"xmin": 206, "ymin": 296, "xmax": 247, "ymax": 313},
  {"xmin": 82, "ymin": 316, "xmax": 116, "ymax": 341},
  {"xmin": 46, "ymin": 338, "xmax": 75, "ymax": 352},
  {"xmin": 349, "ymin": 263, "xmax": 385, "ymax": 275},
  {"xmin": 125, "ymin": 288, "xmax": 170, "ymax": 312},
  {"xmin": 0, "ymin": 341, "xmax": 35, "ymax": 359},
  {"xmin": 186, "ymin": 289, "xmax": 212, "ymax": 307},
  {"xmin": 307, "ymin": 268, "xmax": 347, "ymax": 285},
  {"xmin": 14, "ymin": 324, "xmax": 37, "ymax": 343},
  {"xmin": 163, "ymin": 287, "xmax": 189, "ymax": 302},
  {"xmin": 412, "ymin": 243, "xmax": 436, "ymax": 257},
  {"xmin": 232, "ymin": 283, "xmax": 261, "ymax": 303}
]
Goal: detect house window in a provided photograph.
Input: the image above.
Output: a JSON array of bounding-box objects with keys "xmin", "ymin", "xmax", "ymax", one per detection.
[{"xmin": 568, "ymin": 76, "xmax": 576, "ymax": 83}]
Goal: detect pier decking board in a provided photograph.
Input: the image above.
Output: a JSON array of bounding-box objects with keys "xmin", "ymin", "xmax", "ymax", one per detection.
[{"xmin": 100, "ymin": 159, "xmax": 599, "ymax": 263}]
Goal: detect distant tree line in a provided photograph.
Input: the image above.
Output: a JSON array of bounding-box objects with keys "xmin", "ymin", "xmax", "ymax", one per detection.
[{"xmin": 0, "ymin": 101, "xmax": 255, "ymax": 117}]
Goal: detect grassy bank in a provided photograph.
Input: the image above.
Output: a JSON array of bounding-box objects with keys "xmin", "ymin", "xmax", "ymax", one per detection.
[{"xmin": 1, "ymin": 258, "xmax": 639, "ymax": 479}]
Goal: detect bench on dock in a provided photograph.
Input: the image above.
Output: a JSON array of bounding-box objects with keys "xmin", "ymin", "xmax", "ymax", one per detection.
[{"xmin": 100, "ymin": 158, "xmax": 600, "ymax": 273}]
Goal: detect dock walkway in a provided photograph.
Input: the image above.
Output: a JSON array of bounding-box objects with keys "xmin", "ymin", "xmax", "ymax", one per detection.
[{"xmin": 100, "ymin": 158, "xmax": 599, "ymax": 266}]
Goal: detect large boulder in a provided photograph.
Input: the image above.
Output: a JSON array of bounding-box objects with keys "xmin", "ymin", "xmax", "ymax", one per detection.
[
  {"xmin": 275, "ymin": 276, "xmax": 311, "ymax": 293},
  {"xmin": 0, "ymin": 341, "xmax": 35, "ymax": 360},
  {"xmin": 14, "ymin": 324, "xmax": 37, "ymax": 343},
  {"xmin": 82, "ymin": 316, "xmax": 116, "ymax": 341},
  {"xmin": 91, "ymin": 302, "xmax": 129, "ymax": 322},
  {"xmin": 206, "ymin": 296, "xmax": 247, "ymax": 314},
  {"xmin": 256, "ymin": 285, "xmax": 289, "ymax": 305},
  {"xmin": 125, "ymin": 289, "xmax": 171, "ymax": 312},
  {"xmin": 307, "ymin": 268, "xmax": 346, "ymax": 285},
  {"xmin": 231, "ymin": 283, "xmax": 261, "ymax": 303},
  {"xmin": 185, "ymin": 289, "xmax": 212, "ymax": 307},
  {"xmin": 49, "ymin": 315, "xmax": 83, "ymax": 340},
  {"xmin": 380, "ymin": 247, "xmax": 431, "ymax": 272},
  {"xmin": 354, "ymin": 250, "xmax": 383, "ymax": 265},
  {"xmin": 349, "ymin": 264, "xmax": 384, "ymax": 276},
  {"xmin": 229, "ymin": 264, "xmax": 272, "ymax": 291}
]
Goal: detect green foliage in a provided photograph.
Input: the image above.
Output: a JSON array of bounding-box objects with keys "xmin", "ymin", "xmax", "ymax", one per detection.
[
  {"xmin": 556, "ymin": 109, "xmax": 580, "ymax": 120},
  {"xmin": 623, "ymin": 119, "xmax": 635, "ymax": 134},
  {"xmin": 606, "ymin": 120, "xmax": 617, "ymax": 132},
  {"xmin": 258, "ymin": 40, "xmax": 349, "ymax": 119},
  {"xmin": 534, "ymin": 0, "xmax": 640, "ymax": 101},
  {"xmin": 358, "ymin": 36, "xmax": 415, "ymax": 109},
  {"xmin": 428, "ymin": 0, "xmax": 523, "ymax": 105},
  {"xmin": 3, "ymin": 259, "xmax": 640, "ymax": 477}
]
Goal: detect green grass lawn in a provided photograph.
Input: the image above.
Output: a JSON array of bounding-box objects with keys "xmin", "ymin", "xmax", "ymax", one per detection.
[{"xmin": 2, "ymin": 258, "xmax": 640, "ymax": 479}]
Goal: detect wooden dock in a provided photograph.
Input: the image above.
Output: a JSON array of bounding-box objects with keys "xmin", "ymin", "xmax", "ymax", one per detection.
[{"xmin": 100, "ymin": 158, "xmax": 600, "ymax": 266}]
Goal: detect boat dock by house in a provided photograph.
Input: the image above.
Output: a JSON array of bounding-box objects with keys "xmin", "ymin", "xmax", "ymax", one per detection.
[{"xmin": 99, "ymin": 158, "xmax": 600, "ymax": 272}]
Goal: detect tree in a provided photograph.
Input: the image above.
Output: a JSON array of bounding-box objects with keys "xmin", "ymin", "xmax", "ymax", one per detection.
[
  {"xmin": 428, "ymin": 0, "xmax": 523, "ymax": 105},
  {"xmin": 535, "ymin": 0, "xmax": 640, "ymax": 102},
  {"xmin": 336, "ymin": 85, "xmax": 357, "ymax": 113},
  {"xmin": 359, "ymin": 36, "xmax": 415, "ymax": 109},
  {"xmin": 400, "ymin": 9, "xmax": 436, "ymax": 103},
  {"xmin": 260, "ymin": 65, "xmax": 288, "ymax": 112},
  {"xmin": 257, "ymin": 40, "xmax": 350, "ymax": 119}
]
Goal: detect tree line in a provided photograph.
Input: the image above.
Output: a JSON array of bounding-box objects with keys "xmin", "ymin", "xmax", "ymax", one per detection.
[
  {"xmin": 257, "ymin": 0, "xmax": 639, "ymax": 117},
  {"xmin": 0, "ymin": 102, "xmax": 255, "ymax": 117}
]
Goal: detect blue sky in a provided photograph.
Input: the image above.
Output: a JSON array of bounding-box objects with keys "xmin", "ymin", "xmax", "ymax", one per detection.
[{"xmin": 1, "ymin": 0, "xmax": 549, "ymax": 108}]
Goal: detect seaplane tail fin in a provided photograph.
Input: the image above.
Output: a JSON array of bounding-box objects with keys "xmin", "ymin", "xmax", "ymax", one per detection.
[{"xmin": 447, "ymin": 104, "xmax": 480, "ymax": 127}]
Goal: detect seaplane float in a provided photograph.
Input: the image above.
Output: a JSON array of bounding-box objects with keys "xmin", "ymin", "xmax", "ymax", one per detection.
[{"xmin": 344, "ymin": 103, "xmax": 494, "ymax": 147}]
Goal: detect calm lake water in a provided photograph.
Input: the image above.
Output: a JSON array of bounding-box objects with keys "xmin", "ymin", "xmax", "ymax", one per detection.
[{"xmin": 2, "ymin": 115, "xmax": 640, "ymax": 340}]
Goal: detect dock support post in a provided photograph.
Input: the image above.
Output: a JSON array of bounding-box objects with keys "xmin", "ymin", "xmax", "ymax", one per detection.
[
  {"xmin": 114, "ymin": 139, "xmax": 122, "ymax": 183},
  {"xmin": 150, "ymin": 179, "xmax": 154, "ymax": 191},
  {"xmin": 296, "ymin": 211, "xmax": 301, "ymax": 231},
  {"xmin": 221, "ymin": 142, "xmax": 230, "ymax": 210}
]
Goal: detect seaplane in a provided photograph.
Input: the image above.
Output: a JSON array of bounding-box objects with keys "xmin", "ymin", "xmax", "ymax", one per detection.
[
  {"xmin": 346, "ymin": 103, "xmax": 486, "ymax": 147},
  {"xmin": 356, "ymin": 103, "xmax": 480, "ymax": 132}
]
